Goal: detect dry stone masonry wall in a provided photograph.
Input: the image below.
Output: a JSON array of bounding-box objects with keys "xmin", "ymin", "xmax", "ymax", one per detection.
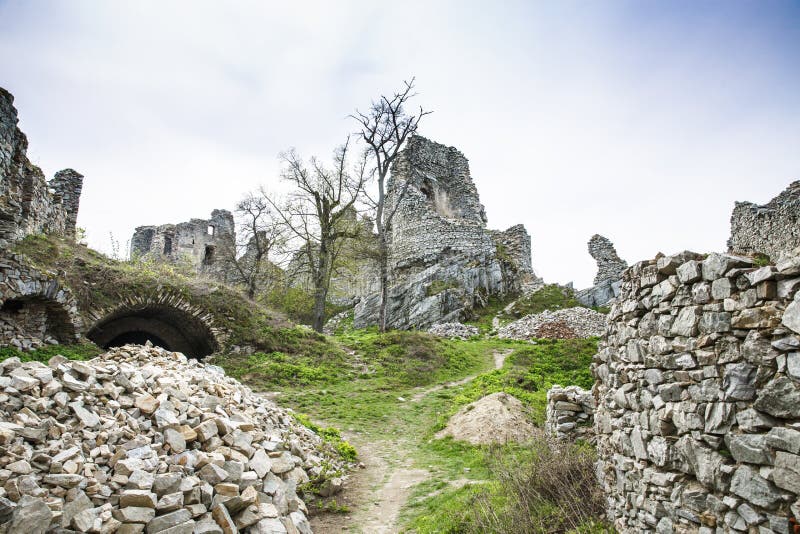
[
  {"xmin": 354, "ymin": 135, "xmax": 537, "ymax": 329},
  {"xmin": 593, "ymin": 248, "xmax": 800, "ymax": 533},
  {"xmin": 0, "ymin": 88, "xmax": 83, "ymax": 248},
  {"xmin": 545, "ymin": 385, "xmax": 595, "ymax": 442},
  {"xmin": 729, "ymin": 181, "xmax": 800, "ymax": 261}
]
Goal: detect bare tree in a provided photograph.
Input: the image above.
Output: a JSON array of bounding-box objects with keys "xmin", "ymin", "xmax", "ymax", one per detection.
[
  {"xmin": 224, "ymin": 194, "xmax": 288, "ymax": 299},
  {"xmin": 265, "ymin": 137, "xmax": 367, "ymax": 332},
  {"xmin": 351, "ymin": 78, "xmax": 431, "ymax": 331}
]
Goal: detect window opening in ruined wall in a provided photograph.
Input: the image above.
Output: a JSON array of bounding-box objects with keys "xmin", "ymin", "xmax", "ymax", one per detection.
[{"xmin": 163, "ymin": 236, "xmax": 173, "ymax": 255}]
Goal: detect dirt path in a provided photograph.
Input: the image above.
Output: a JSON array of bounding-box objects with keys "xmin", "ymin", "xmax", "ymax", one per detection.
[
  {"xmin": 309, "ymin": 435, "xmax": 428, "ymax": 534},
  {"xmin": 310, "ymin": 349, "xmax": 511, "ymax": 533},
  {"xmin": 409, "ymin": 348, "xmax": 511, "ymax": 402}
]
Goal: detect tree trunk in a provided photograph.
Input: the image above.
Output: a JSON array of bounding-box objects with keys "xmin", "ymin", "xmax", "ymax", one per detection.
[
  {"xmin": 377, "ymin": 235, "xmax": 389, "ymax": 332},
  {"xmin": 312, "ymin": 285, "xmax": 327, "ymax": 333},
  {"xmin": 312, "ymin": 242, "xmax": 331, "ymax": 333}
]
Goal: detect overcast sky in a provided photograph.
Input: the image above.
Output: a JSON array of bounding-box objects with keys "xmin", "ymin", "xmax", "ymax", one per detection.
[{"xmin": 1, "ymin": 0, "xmax": 798, "ymax": 287}]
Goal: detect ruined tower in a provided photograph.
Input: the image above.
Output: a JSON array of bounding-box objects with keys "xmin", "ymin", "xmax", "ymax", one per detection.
[
  {"xmin": 0, "ymin": 87, "xmax": 84, "ymax": 247},
  {"xmin": 354, "ymin": 135, "xmax": 538, "ymax": 329}
]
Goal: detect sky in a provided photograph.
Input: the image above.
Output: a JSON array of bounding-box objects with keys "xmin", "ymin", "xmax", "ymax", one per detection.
[{"xmin": 1, "ymin": 0, "xmax": 798, "ymax": 288}]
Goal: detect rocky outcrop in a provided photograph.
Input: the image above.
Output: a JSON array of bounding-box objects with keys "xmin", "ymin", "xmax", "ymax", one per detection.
[
  {"xmin": 497, "ymin": 307, "xmax": 606, "ymax": 340},
  {"xmin": 728, "ymin": 181, "xmax": 800, "ymax": 260},
  {"xmin": 545, "ymin": 385, "xmax": 595, "ymax": 442},
  {"xmin": 593, "ymin": 249, "xmax": 800, "ymax": 533},
  {"xmin": 354, "ymin": 136, "xmax": 537, "ymax": 329},
  {"xmin": 576, "ymin": 234, "xmax": 627, "ymax": 308},
  {"xmin": 0, "ymin": 87, "xmax": 83, "ymax": 248},
  {"xmin": 0, "ymin": 344, "xmax": 349, "ymax": 533}
]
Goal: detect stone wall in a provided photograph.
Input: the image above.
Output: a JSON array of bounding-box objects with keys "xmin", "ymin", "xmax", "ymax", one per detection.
[
  {"xmin": 130, "ymin": 209, "xmax": 236, "ymax": 279},
  {"xmin": 0, "ymin": 253, "xmax": 83, "ymax": 350},
  {"xmin": 728, "ymin": 181, "xmax": 800, "ymax": 261},
  {"xmin": 593, "ymin": 249, "xmax": 800, "ymax": 533},
  {"xmin": 576, "ymin": 234, "xmax": 627, "ymax": 308},
  {"xmin": 0, "ymin": 87, "xmax": 83, "ymax": 247},
  {"xmin": 545, "ymin": 385, "xmax": 595, "ymax": 442},
  {"xmin": 354, "ymin": 135, "xmax": 536, "ymax": 329}
]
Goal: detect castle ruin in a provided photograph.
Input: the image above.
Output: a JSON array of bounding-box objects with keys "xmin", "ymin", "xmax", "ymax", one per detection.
[
  {"xmin": 0, "ymin": 88, "xmax": 83, "ymax": 248},
  {"xmin": 354, "ymin": 135, "xmax": 539, "ymax": 329},
  {"xmin": 130, "ymin": 209, "xmax": 236, "ymax": 279},
  {"xmin": 0, "ymin": 87, "xmax": 85, "ymax": 350}
]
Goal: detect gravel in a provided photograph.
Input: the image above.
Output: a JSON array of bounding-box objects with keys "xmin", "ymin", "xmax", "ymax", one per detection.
[
  {"xmin": 497, "ymin": 307, "xmax": 607, "ymax": 340},
  {"xmin": 427, "ymin": 323, "xmax": 479, "ymax": 339}
]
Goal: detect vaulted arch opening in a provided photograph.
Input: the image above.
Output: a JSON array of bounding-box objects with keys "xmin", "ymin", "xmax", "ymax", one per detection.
[
  {"xmin": 87, "ymin": 304, "xmax": 218, "ymax": 358},
  {"xmin": 0, "ymin": 296, "xmax": 77, "ymax": 348}
]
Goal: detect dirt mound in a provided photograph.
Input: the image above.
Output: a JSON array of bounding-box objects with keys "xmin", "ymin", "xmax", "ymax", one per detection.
[{"xmin": 435, "ymin": 392, "xmax": 537, "ymax": 445}]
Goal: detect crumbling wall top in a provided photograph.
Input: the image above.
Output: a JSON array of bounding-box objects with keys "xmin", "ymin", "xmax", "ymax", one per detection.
[
  {"xmin": 0, "ymin": 87, "xmax": 83, "ymax": 246},
  {"xmin": 588, "ymin": 234, "xmax": 628, "ymax": 286},
  {"xmin": 728, "ymin": 180, "xmax": 800, "ymax": 260}
]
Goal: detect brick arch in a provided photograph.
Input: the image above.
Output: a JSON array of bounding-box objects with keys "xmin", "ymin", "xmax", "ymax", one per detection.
[
  {"xmin": 85, "ymin": 291, "xmax": 226, "ymax": 358},
  {"xmin": 0, "ymin": 255, "xmax": 83, "ymax": 350}
]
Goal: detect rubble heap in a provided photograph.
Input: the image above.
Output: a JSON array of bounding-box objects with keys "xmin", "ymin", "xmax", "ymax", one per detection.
[
  {"xmin": 0, "ymin": 344, "xmax": 349, "ymax": 533},
  {"xmin": 545, "ymin": 385, "xmax": 595, "ymax": 442},
  {"xmin": 594, "ymin": 249, "xmax": 800, "ymax": 532},
  {"xmin": 427, "ymin": 323, "xmax": 479, "ymax": 340},
  {"xmin": 497, "ymin": 307, "xmax": 606, "ymax": 340}
]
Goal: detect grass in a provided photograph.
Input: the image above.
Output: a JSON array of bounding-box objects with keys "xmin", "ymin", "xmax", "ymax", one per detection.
[
  {"xmin": 505, "ymin": 284, "xmax": 583, "ymax": 318},
  {"xmin": 426, "ymin": 279, "xmax": 461, "ymax": 297},
  {"xmin": 271, "ymin": 331, "xmax": 506, "ymax": 435},
  {"xmin": 465, "ymin": 284, "xmax": 589, "ymax": 334},
  {"xmin": 0, "ymin": 343, "xmax": 103, "ymax": 363},
  {"xmin": 11, "ymin": 234, "xmax": 341, "ymax": 357},
  {"xmin": 244, "ymin": 326, "xmax": 603, "ymax": 530},
  {"xmin": 406, "ymin": 439, "xmax": 610, "ymax": 533},
  {"xmin": 446, "ymin": 338, "xmax": 597, "ymax": 426}
]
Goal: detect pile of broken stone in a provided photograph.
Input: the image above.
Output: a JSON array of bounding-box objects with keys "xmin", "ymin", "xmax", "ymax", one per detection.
[
  {"xmin": 0, "ymin": 344, "xmax": 349, "ymax": 533},
  {"xmin": 427, "ymin": 322, "xmax": 479, "ymax": 339},
  {"xmin": 497, "ymin": 307, "xmax": 607, "ymax": 340}
]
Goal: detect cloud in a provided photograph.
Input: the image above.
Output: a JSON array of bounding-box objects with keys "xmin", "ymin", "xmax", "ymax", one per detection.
[{"xmin": 1, "ymin": 0, "xmax": 798, "ymax": 287}]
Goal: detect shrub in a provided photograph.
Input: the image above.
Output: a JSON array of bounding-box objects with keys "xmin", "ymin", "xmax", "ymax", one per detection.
[{"xmin": 410, "ymin": 438, "xmax": 609, "ymax": 533}]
